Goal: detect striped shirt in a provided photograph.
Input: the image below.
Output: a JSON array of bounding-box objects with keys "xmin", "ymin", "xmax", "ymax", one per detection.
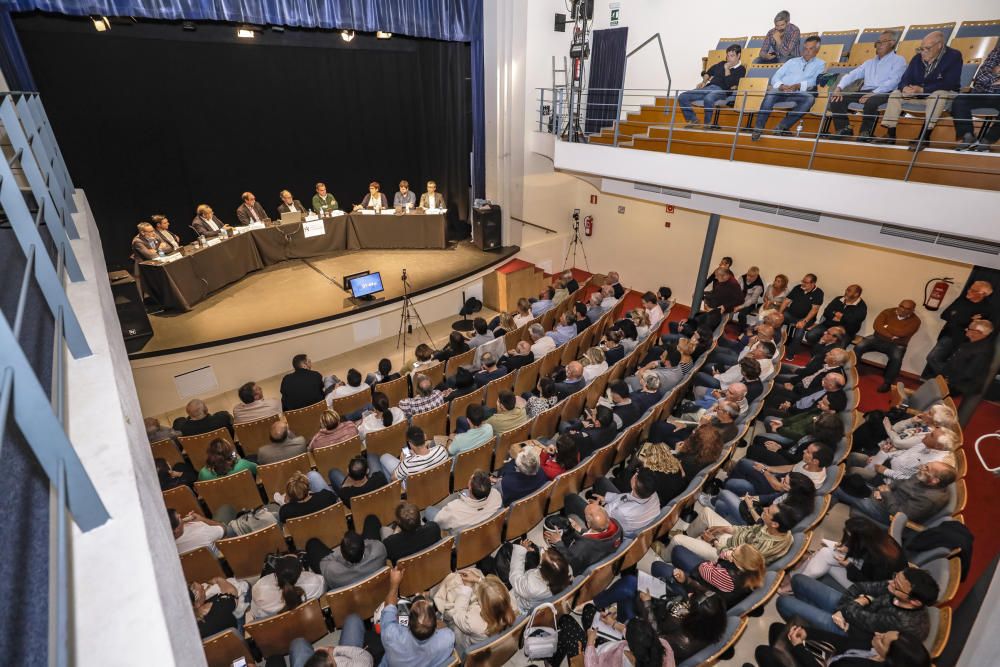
[
  {"xmin": 882, "ymin": 444, "xmax": 951, "ymax": 481},
  {"xmin": 395, "ymin": 445, "xmax": 449, "ymax": 481},
  {"xmin": 697, "ymin": 560, "xmax": 736, "ymax": 593}
]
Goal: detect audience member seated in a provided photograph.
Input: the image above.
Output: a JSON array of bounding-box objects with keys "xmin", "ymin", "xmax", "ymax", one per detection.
[
  {"xmin": 380, "ymin": 501, "xmax": 442, "ymax": 564},
  {"xmin": 566, "ymin": 405, "xmax": 618, "ymax": 458},
  {"xmin": 288, "ymin": 623, "xmax": 374, "ymax": 667},
  {"xmin": 572, "ymin": 302, "xmax": 591, "ymax": 333},
  {"xmin": 940, "ymin": 320, "xmax": 995, "ymax": 397},
  {"xmin": 529, "ymin": 322, "xmax": 556, "ymax": 359},
  {"xmin": 629, "ymin": 370, "xmax": 664, "ymax": 415},
  {"xmin": 548, "ymin": 311, "xmax": 578, "ymax": 346},
  {"xmin": 326, "ymin": 368, "xmax": 370, "ymax": 406},
  {"xmin": 403, "ymin": 343, "xmax": 440, "ymax": 375},
  {"xmin": 534, "ymin": 435, "xmax": 581, "ymax": 480},
  {"xmin": 257, "ymin": 420, "xmax": 308, "ymax": 465},
  {"xmin": 434, "ymin": 331, "xmax": 471, "ymax": 363},
  {"xmin": 856, "ymin": 404, "xmax": 956, "ymax": 456},
  {"xmin": 826, "ymin": 30, "xmax": 907, "ymax": 141},
  {"xmin": 834, "ymin": 461, "xmax": 957, "ymax": 526},
  {"xmin": 600, "ymin": 284, "xmax": 620, "ymax": 310},
  {"xmin": 679, "ymin": 44, "xmax": 746, "ymax": 128},
  {"xmin": 580, "ymin": 617, "xmax": 674, "ymax": 667},
  {"xmin": 530, "ymin": 286, "xmax": 556, "ymax": 317},
  {"xmin": 763, "ymin": 273, "xmax": 791, "ymax": 311},
  {"xmin": 433, "ymin": 571, "xmax": 517, "ymax": 653},
  {"xmin": 277, "ymin": 471, "xmax": 338, "ymax": 523},
  {"xmin": 780, "ymin": 274, "xmax": 826, "ymax": 358},
  {"xmin": 472, "ymin": 351, "xmax": 508, "ymax": 387},
  {"xmin": 378, "ymin": 566, "xmax": 456, "ymax": 666},
  {"xmin": 513, "ymin": 297, "xmax": 534, "ymax": 327},
  {"xmin": 198, "ymin": 438, "xmax": 258, "ymax": 481},
  {"xmin": 704, "ymin": 268, "xmax": 744, "ymax": 313},
  {"xmin": 398, "ymin": 374, "xmax": 448, "ymax": 420},
  {"xmin": 663, "ymin": 501, "xmax": 794, "ymax": 565},
  {"xmin": 554, "ymin": 361, "xmax": 586, "ymax": 399},
  {"xmin": 450, "ymin": 367, "xmax": 485, "ymax": 402},
  {"xmin": 765, "ymin": 354, "xmax": 847, "ymax": 418},
  {"xmin": 694, "ymin": 354, "xmax": 769, "ymax": 405},
  {"xmin": 365, "ymin": 358, "xmax": 400, "ymax": 387},
  {"xmin": 613, "ymin": 441, "xmax": 687, "ymax": 508},
  {"xmin": 732, "ymin": 265, "xmax": 766, "ymax": 325},
  {"xmin": 580, "ymin": 346, "xmax": 608, "ymax": 383},
  {"xmin": 156, "ymin": 457, "xmax": 197, "ymax": 491},
  {"xmin": 768, "ymin": 389, "xmax": 848, "ymax": 444},
  {"xmin": 448, "ymin": 404, "xmax": 494, "ymax": 454},
  {"xmin": 877, "ymin": 31, "xmax": 962, "ymax": 150},
  {"xmin": 357, "ymin": 393, "xmax": 405, "ymax": 443},
  {"xmin": 191, "ymin": 204, "xmax": 229, "ymax": 238},
  {"xmin": 171, "ymin": 508, "xmax": 232, "ymax": 556},
  {"xmin": 525, "ymin": 377, "xmax": 559, "ymax": 418},
  {"xmin": 755, "ymin": 10, "xmax": 801, "ymax": 63},
  {"xmin": 954, "ymin": 43, "xmax": 1000, "ymax": 151},
  {"xmin": 846, "ymin": 427, "xmax": 957, "ymax": 484},
  {"xmin": 500, "ymin": 340, "xmax": 535, "ymax": 372},
  {"xmin": 280, "ymin": 354, "xmax": 325, "ymax": 411},
  {"xmin": 189, "ymin": 576, "xmax": 243, "ymax": 638},
  {"xmin": 725, "ymin": 443, "xmax": 834, "ymax": 501},
  {"xmin": 328, "ymin": 454, "xmax": 388, "ymax": 507},
  {"xmin": 506, "ymin": 539, "xmax": 573, "ymax": 613},
  {"xmin": 308, "ymin": 409, "xmax": 359, "ymax": 451},
  {"xmin": 604, "ymin": 271, "xmax": 625, "ymax": 299},
  {"xmin": 922, "ymin": 280, "xmax": 993, "ymax": 379},
  {"xmin": 854, "ymin": 300, "xmax": 921, "ymax": 392},
  {"xmin": 379, "ymin": 426, "xmax": 449, "ymax": 487},
  {"xmin": 145, "ymin": 416, "xmax": 179, "ymax": 444},
  {"xmin": 485, "ymin": 390, "xmax": 528, "ymax": 434},
  {"xmin": 424, "ymin": 470, "xmax": 503, "ymax": 534},
  {"xmin": 543, "ymin": 503, "xmax": 623, "ymax": 573},
  {"xmin": 805, "ymin": 284, "xmax": 868, "ymax": 346},
  {"xmin": 247, "ymin": 554, "xmax": 324, "ymax": 621},
  {"xmin": 648, "ymin": 400, "xmax": 735, "ymax": 450},
  {"xmin": 467, "ymin": 317, "xmax": 495, "ymax": 348},
  {"xmin": 565, "ymin": 468, "xmax": 660, "ymax": 538},
  {"xmin": 586, "ymin": 292, "xmax": 606, "ymax": 323},
  {"xmin": 776, "ymin": 566, "xmax": 938, "ymax": 642},
  {"xmin": 797, "ymin": 516, "xmax": 907, "ymax": 591},
  {"xmin": 754, "ymin": 621, "xmax": 931, "ymax": 667},
  {"xmin": 307, "ymin": 529, "xmax": 387, "ymax": 590},
  {"xmin": 746, "ymin": 411, "xmax": 844, "ymax": 466},
  {"xmin": 231, "ymin": 382, "xmax": 281, "ymax": 424},
  {"xmin": 496, "ymin": 447, "xmax": 549, "ymax": 505},
  {"xmin": 709, "ymin": 471, "xmax": 816, "ymax": 529},
  {"xmin": 751, "ymin": 36, "xmax": 824, "ymax": 141},
  {"xmin": 492, "ymin": 312, "xmax": 516, "ymax": 338},
  {"xmin": 600, "ymin": 329, "xmax": 626, "ymax": 365},
  {"xmin": 177, "ymin": 398, "xmax": 234, "ymax": 437}
]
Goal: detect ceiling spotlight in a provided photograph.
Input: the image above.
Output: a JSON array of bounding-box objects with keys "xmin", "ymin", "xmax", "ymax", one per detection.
[
  {"xmin": 341, "ymin": 29, "xmax": 355, "ymax": 42},
  {"xmin": 237, "ymin": 27, "xmax": 255, "ymax": 39},
  {"xmin": 376, "ymin": 31, "xmax": 393, "ymax": 39},
  {"xmin": 90, "ymin": 15, "xmax": 111, "ymax": 32}
]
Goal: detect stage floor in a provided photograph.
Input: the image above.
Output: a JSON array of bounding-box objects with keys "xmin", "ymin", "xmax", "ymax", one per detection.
[{"xmin": 131, "ymin": 241, "xmax": 517, "ymax": 357}]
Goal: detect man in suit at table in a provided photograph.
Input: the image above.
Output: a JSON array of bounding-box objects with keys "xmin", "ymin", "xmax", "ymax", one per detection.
[
  {"xmin": 191, "ymin": 204, "xmax": 229, "ymax": 238},
  {"xmin": 131, "ymin": 222, "xmax": 170, "ymax": 260},
  {"xmin": 393, "ymin": 180, "xmax": 416, "ymax": 209},
  {"xmin": 419, "ymin": 180, "xmax": 445, "ymax": 209},
  {"xmin": 151, "ymin": 214, "xmax": 181, "ymax": 252},
  {"xmin": 312, "ymin": 182, "xmax": 339, "ymax": 214},
  {"xmin": 235, "ymin": 191, "xmax": 270, "ymax": 226},
  {"xmin": 277, "ymin": 190, "xmax": 307, "ymax": 217}
]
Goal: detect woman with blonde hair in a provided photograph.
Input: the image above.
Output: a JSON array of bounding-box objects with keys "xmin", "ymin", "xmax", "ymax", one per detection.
[
  {"xmin": 762, "ymin": 273, "xmax": 790, "ymax": 311},
  {"xmin": 580, "ymin": 346, "xmax": 608, "ymax": 383},
  {"xmin": 612, "ymin": 441, "xmax": 687, "ymax": 507},
  {"xmin": 631, "ymin": 308, "xmax": 652, "ymax": 340},
  {"xmin": 308, "ymin": 409, "xmax": 359, "ymax": 451},
  {"xmin": 433, "ymin": 570, "xmax": 517, "ymax": 651},
  {"xmin": 494, "ymin": 312, "xmax": 516, "ymax": 338},
  {"xmin": 277, "ymin": 470, "xmax": 339, "ymax": 523},
  {"xmin": 513, "ymin": 297, "xmax": 534, "ymax": 328}
]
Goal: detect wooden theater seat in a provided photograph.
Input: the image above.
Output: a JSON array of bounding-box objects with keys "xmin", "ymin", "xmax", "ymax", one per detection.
[
  {"xmin": 178, "ymin": 427, "xmax": 231, "ymax": 471},
  {"xmin": 405, "ymin": 459, "xmax": 452, "ymax": 509},
  {"xmin": 180, "ymin": 546, "xmax": 227, "ymax": 585},
  {"xmin": 455, "ymin": 511, "xmax": 506, "ymax": 569},
  {"xmin": 350, "ymin": 479, "xmax": 403, "ymax": 526},
  {"xmin": 397, "ymin": 537, "xmax": 455, "ymax": 597},
  {"xmin": 256, "ymin": 452, "xmax": 312, "ymax": 500},
  {"xmin": 310, "ymin": 435, "xmax": 363, "ymax": 478},
  {"xmin": 216, "ymin": 523, "xmax": 288, "ymax": 578},
  {"xmin": 364, "ymin": 419, "xmax": 408, "ymax": 457},
  {"xmin": 194, "ymin": 470, "xmax": 264, "ymax": 515},
  {"xmin": 284, "ymin": 502, "xmax": 350, "ymax": 551},
  {"xmin": 244, "ymin": 599, "xmax": 328, "ymax": 659},
  {"xmin": 321, "ymin": 567, "xmax": 392, "ymax": 628},
  {"xmin": 233, "ymin": 413, "xmax": 282, "ymax": 458},
  {"xmin": 283, "ymin": 400, "xmax": 327, "ymax": 443}
]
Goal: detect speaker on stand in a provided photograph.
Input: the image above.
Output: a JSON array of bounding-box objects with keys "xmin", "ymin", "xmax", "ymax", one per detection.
[
  {"xmin": 472, "ymin": 204, "xmax": 502, "ymax": 251},
  {"xmin": 109, "ymin": 271, "xmax": 154, "ymax": 353}
]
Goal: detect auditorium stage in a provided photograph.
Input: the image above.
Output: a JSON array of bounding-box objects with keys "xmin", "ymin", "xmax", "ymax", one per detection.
[{"xmin": 130, "ymin": 241, "xmax": 518, "ymax": 357}]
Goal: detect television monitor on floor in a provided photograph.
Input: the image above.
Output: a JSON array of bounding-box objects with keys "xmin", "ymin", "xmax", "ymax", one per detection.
[{"xmin": 348, "ymin": 271, "xmax": 384, "ymax": 299}]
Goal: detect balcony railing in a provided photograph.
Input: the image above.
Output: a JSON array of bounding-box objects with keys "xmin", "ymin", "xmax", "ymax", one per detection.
[
  {"xmin": 0, "ymin": 91, "xmax": 109, "ymax": 667},
  {"xmin": 536, "ymin": 87, "xmax": 1000, "ymax": 190}
]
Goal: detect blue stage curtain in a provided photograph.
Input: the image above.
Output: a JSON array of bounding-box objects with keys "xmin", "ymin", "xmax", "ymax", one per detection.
[
  {"xmin": 0, "ymin": 7, "xmax": 37, "ymax": 90},
  {"xmin": 7, "ymin": 1, "xmax": 476, "ymax": 40},
  {"xmin": 585, "ymin": 27, "xmax": 628, "ymax": 135}
]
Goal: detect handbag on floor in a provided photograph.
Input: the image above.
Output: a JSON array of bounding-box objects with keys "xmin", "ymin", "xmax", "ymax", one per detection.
[{"xmin": 522, "ymin": 602, "xmax": 559, "ymax": 659}]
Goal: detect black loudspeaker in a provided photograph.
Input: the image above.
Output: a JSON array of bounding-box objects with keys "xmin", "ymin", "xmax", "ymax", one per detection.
[
  {"xmin": 472, "ymin": 205, "xmax": 502, "ymax": 251},
  {"xmin": 109, "ymin": 271, "xmax": 153, "ymax": 352}
]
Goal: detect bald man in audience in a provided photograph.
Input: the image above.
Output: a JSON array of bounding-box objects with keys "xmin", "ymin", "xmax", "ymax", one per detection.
[
  {"xmin": 500, "ymin": 340, "xmax": 535, "ymax": 372},
  {"xmin": 176, "ymin": 399, "xmax": 233, "ymax": 437},
  {"xmin": 555, "ymin": 361, "xmax": 586, "ymax": 400},
  {"xmin": 544, "ymin": 502, "xmax": 623, "ymax": 573},
  {"xmin": 257, "ymin": 421, "xmax": 308, "ymax": 464},
  {"xmin": 854, "ymin": 300, "xmax": 921, "ymax": 392}
]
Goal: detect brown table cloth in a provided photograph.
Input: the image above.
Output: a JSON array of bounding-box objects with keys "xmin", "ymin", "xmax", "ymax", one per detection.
[
  {"xmin": 138, "ymin": 231, "xmax": 263, "ymax": 311},
  {"xmin": 345, "ymin": 211, "xmax": 447, "ymax": 249}
]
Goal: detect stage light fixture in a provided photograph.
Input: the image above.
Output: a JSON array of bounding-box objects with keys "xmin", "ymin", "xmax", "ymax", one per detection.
[
  {"xmin": 341, "ymin": 29, "xmax": 355, "ymax": 42},
  {"xmin": 271, "ymin": 25, "xmax": 285, "ymax": 33},
  {"xmin": 182, "ymin": 21, "xmax": 196, "ymax": 31},
  {"xmin": 91, "ymin": 16, "xmax": 111, "ymax": 32},
  {"xmin": 237, "ymin": 27, "xmax": 256, "ymax": 39},
  {"xmin": 376, "ymin": 31, "xmax": 392, "ymax": 39}
]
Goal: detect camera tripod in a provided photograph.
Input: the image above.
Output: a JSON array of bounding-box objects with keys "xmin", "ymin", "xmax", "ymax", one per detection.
[
  {"xmin": 396, "ymin": 268, "xmax": 434, "ymax": 366},
  {"xmin": 563, "ymin": 214, "xmax": 590, "ymax": 272}
]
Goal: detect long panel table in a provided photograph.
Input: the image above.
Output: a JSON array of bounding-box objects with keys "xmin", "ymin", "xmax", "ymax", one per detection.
[{"xmin": 139, "ymin": 211, "xmax": 446, "ymax": 311}]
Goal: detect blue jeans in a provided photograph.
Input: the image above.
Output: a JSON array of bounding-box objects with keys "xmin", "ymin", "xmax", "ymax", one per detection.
[
  {"xmin": 288, "ymin": 613, "xmax": 365, "ymax": 667},
  {"xmin": 754, "ymin": 91, "xmax": 816, "ymax": 131},
  {"xmin": 677, "ymin": 85, "xmax": 729, "ymax": 123},
  {"xmin": 670, "ymin": 545, "xmax": 706, "ymax": 578},
  {"xmin": 833, "ymin": 489, "xmax": 890, "ymax": 525},
  {"xmin": 776, "ymin": 574, "xmax": 846, "ymax": 636},
  {"xmin": 307, "ymin": 470, "xmax": 332, "ymax": 494},
  {"xmin": 694, "ymin": 372, "xmax": 721, "ymax": 389},
  {"xmin": 714, "ymin": 490, "xmax": 746, "ymax": 525},
  {"xmin": 725, "ymin": 458, "xmax": 772, "ymax": 496},
  {"xmin": 328, "ymin": 452, "xmax": 383, "ymax": 494},
  {"xmin": 592, "ymin": 561, "xmax": 677, "ymax": 621}
]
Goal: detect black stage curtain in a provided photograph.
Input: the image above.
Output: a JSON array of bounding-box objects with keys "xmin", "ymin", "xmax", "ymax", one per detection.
[
  {"xmin": 585, "ymin": 27, "xmax": 628, "ymax": 135},
  {"xmin": 14, "ymin": 14, "xmax": 472, "ymax": 267}
]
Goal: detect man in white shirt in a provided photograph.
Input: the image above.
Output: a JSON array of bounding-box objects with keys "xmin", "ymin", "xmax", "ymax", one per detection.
[
  {"xmin": 564, "ymin": 469, "xmax": 660, "ymax": 538},
  {"xmin": 641, "ymin": 291, "xmax": 665, "ymax": 329},
  {"xmin": 599, "ymin": 285, "xmax": 618, "ymax": 310},
  {"xmin": 232, "ymin": 382, "xmax": 282, "ymax": 424},
  {"xmin": 170, "ymin": 508, "xmax": 233, "ymax": 556},
  {"xmin": 826, "ymin": 30, "xmax": 907, "ymax": 140},
  {"xmin": 847, "ymin": 427, "xmax": 957, "ymax": 482},
  {"xmin": 326, "ymin": 369, "xmax": 371, "ymax": 406},
  {"xmin": 424, "ymin": 470, "xmax": 503, "ymax": 533},
  {"xmin": 528, "ymin": 323, "xmax": 556, "ymax": 359}
]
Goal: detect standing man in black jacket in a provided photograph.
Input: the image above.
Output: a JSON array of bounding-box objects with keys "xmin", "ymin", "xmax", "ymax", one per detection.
[
  {"xmin": 280, "ymin": 354, "xmax": 325, "ymax": 411},
  {"xmin": 924, "ymin": 280, "xmax": 994, "ymax": 378}
]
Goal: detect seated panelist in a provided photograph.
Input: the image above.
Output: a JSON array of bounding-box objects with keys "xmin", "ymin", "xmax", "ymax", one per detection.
[
  {"xmin": 277, "ymin": 190, "xmax": 306, "ymax": 217},
  {"xmin": 393, "ymin": 180, "xmax": 416, "ymax": 209},
  {"xmin": 354, "ymin": 181, "xmax": 388, "ymax": 211},
  {"xmin": 191, "ymin": 204, "xmax": 229, "ymax": 238},
  {"xmin": 131, "ymin": 222, "xmax": 170, "ymax": 260},
  {"xmin": 235, "ymin": 191, "xmax": 271, "ymax": 226},
  {"xmin": 312, "ymin": 182, "xmax": 339, "ymax": 214},
  {"xmin": 151, "ymin": 214, "xmax": 181, "ymax": 251},
  {"xmin": 419, "ymin": 180, "xmax": 444, "ymax": 209}
]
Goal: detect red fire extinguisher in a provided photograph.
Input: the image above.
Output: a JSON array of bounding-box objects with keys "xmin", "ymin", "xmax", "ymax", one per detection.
[
  {"xmin": 924, "ymin": 278, "xmax": 953, "ymax": 311},
  {"xmin": 584, "ymin": 215, "xmax": 593, "ymax": 236}
]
